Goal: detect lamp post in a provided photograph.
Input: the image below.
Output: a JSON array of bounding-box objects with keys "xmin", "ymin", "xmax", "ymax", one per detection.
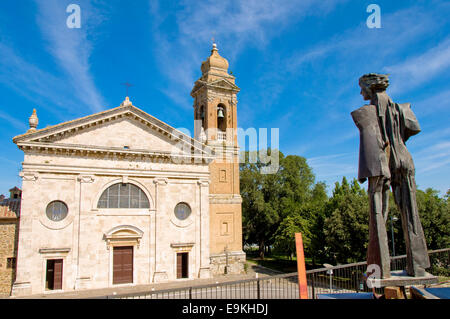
[
  {"xmin": 390, "ymin": 216, "xmax": 398, "ymax": 256},
  {"xmin": 224, "ymin": 245, "xmax": 229, "ymax": 275},
  {"xmin": 323, "ymin": 264, "xmax": 333, "ymax": 293}
]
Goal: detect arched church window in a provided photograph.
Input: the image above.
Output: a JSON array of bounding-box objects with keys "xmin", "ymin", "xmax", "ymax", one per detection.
[
  {"xmin": 174, "ymin": 202, "xmax": 191, "ymax": 220},
  {"xmin": 97, "ymin": 183, "xmax": 150, "ymax": 209},
  {"xmin": 46, "ymin": 201, "xmax": 69, "ymax": 222}
]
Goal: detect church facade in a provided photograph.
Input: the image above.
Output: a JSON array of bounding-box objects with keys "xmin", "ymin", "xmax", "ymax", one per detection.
[{"xmin": 11, "ymin": 44, "xmax": 245, "ymax": 296}]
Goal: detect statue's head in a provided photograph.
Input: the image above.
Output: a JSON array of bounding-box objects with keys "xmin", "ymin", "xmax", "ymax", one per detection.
[{"xmin": 359, "ymin": 73, "xmax": 390, "ymax": 101}]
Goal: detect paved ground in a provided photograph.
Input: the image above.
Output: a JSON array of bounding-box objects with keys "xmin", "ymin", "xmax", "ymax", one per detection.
[
  {"xmin": 4, "ymin": 264, "xmax": 448, "ymax": 299},
  {"xmin": 7, "ymin": 263, "xmax": 282, "ymax": 299}
]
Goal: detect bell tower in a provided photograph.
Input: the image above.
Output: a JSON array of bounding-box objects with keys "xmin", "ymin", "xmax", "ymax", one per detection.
[{"xmin": 191, "ymin": 43, "xmax": 245, "ymax": 275}]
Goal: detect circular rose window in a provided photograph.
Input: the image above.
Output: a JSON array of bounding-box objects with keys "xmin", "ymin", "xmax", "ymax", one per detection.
[
  {"xmin": 174, "ymin": 202, "xmax": 191, "ymax": 221},
  {"xmin": 46, "ymin": 201, "xmax": 68, "ymax": 222}
]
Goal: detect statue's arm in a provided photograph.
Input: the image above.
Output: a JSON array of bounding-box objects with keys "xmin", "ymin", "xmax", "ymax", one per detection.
[{"xmin": 398, "ymin": 103, "xmax": 421, "ymax": 142}]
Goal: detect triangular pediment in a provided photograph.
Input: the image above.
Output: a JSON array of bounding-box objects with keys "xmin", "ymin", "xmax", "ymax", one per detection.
[
  {"xmin": 208, "ymin": 78, "xmax": 239, "ymax": 91},
  {"xmin": 13, "ymin": 103, "xmax": 214, "ymax": 161},
  {"xmin": 191, "ymin": 78, "xmax": 240, "ymax": 96}
]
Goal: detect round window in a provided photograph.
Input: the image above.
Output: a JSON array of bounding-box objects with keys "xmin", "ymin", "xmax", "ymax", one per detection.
[
  {"xmin": 174, "ymin": 202, "xmax": 191, "ymax": 221},
  {"xmin": 46, "ymin": 201, "xmax": 68, "ymax": 222}
]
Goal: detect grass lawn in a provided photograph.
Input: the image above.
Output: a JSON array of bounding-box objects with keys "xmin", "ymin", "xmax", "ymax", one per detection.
[
  {"xmin": 438, "ymin": 276, "xmax": 450, "ymax": 283},
  {"xmin": 246, "ymin": 253, "xmax": 317, "ymax": 273}
]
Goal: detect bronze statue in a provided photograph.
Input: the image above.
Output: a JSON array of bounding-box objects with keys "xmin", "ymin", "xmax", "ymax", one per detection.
[{"xmin": 351, "ymin": 73, "xmax": 430, "ymax": 278}]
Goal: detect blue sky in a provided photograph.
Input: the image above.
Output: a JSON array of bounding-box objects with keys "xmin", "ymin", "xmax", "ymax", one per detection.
[{"xmin": 0, "ymin": 0, "xmax": 449, "ymax": 197}]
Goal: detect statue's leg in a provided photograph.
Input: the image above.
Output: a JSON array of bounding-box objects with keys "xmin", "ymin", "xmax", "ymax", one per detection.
[
  {"xmin": 392, "ymin": 173, "xmax": 430, "ymax": 276},
  {"xmin": 382, "ymin": 178, "xmax": 390, "ymax": 223},
  {"xmin": 367, "ymin": 176, "xmax": 391, "ymax": 278}
]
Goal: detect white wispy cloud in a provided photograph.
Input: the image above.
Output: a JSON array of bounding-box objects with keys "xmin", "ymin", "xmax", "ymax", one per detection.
[
  {"xmin": 149, "ymin": 0, "xmax": 348, "ymax": 108},
  {"xmin": 281, "ymin": 3, "xmax": 450, "ymax": 161},
  {"xmin": 414, "ymin": 141, "xmax": 450, "ymax": 174},
  {"xmin": 307, "ymin": 152, "xmax": 357, "ymax": 179},
  {"xmin": 411, "ymin": 127, "xmax": 450, "ymax": 148},
  {"xmin": 0, "ymin": 41, "xmax": 82, "ymax": 120},
  {"xmin": 385, "ymin": 37, "xmax": 450, "ymax": 95},
  {"xmin": 412, "ymin": 89, "xmax": 450, "ymax": 117},
  {"xmin": 0, "ymin": 110, "xmax": 28, "ymax": 131},
  {"xmin": 0, "ymin": 1, "xmax": 109, "ymax": 122},
  {"xmin": 35, "ymin": 0, "xmax": 106, "ymax": 113},
  {"xmin": 289, "ymin": 5, "xmax": 443, "ymax": 68},
  {"xmin": 176, "ymin": 0, "xmax": 347, "ymax": 53}
]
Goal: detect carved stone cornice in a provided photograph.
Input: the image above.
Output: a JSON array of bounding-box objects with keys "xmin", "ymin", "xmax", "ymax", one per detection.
[
  {"xmin": 39, "ymin": 248, "xmax": 71, "ymax": 254},
  {"xmin": 153, "ymin": 178, "xmax": 168, "ymax": 186},
  {"xmin": 13, "ymin": 103, "xmax": 214, "ymax": 162},
  {"xmin": 170, "ymin": 243, "xmax": 195, "ymax": 253},
  {"xmin": 209, "ymin": 194, "xmax": 242, "ymax": 204},
  {"xmin": 19, "ymin": 171, "xmax": 38, "ymax": 182},
  {"xmin": 16, "ymin": 141, "xmax": 215, "ymax": 164},
  {"xmin": 197, "ymin": 179, "xmax": 210, "ymax": 187},
  {"xmin": 191, "ymin": 78, "xmax": 240, "ymax": 97},
  {"xmin": 77, "ymin": 175, "xmax": 95, "ymax": 183},
  {"xmin": 104, "ymin": 225, "xmax": 144, "ymax": 250}
]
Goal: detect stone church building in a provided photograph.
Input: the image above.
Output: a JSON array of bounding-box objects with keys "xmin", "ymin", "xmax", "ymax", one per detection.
[{"xmin": 11, "ymin": 44, "xmax": 245, "ymax": 296}]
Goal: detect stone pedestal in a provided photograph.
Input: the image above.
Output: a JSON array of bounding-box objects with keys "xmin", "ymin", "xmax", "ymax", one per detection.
[
  {"xmin": 367, "ymin": 270, "xmax": 438, "ymax": 289},
  {"xmin": 11, "ymin": 281, "xmax": 32, "ymax": 297},
  {"xmin": 210, "ymin": 251, "xmax": 246, "ymax": 276}
]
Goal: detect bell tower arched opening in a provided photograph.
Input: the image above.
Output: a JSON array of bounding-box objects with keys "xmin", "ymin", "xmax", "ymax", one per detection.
[{"xmin": 217, "ymin": 103, "xmax": 227, "ymax": 140}]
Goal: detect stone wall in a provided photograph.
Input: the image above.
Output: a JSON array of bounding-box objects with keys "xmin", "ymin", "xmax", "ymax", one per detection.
[
  {"xmin": 0, "ymin": 220, "xmax": 19, "ymax": 296},
  {"xmin": 210, "ymin": 251, "xmax": 246, "ymax": 276}
]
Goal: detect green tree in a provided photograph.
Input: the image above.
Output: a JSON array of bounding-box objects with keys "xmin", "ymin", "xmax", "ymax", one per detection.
[
  {"xmin": 272, "ymin": 214, "xmax": 311, "ymax": 259},
  {"xmin": 417, "ymin": 188, "xmax": 450, "ymax": 249},
  {"xmin": 308, "ymin": 182, "xmax": 329, "ymax": 265},
  {"xmin": 323, "ymin": 177, "xmax": 369, "ymax": 264},
  {"xmin": 387, "ymin": 187, "xmax": 450, "ymax": 256},
  {"xmin": 240, "ymin": 150, "xmax": 284, "ymax": 259},
  {"xmin": 272, "ymin": 155, "xmax": 319, "ymax": 257},
  {"xmin": 240, "ymin": 150, "xmax": 319, "ymax": 259}
]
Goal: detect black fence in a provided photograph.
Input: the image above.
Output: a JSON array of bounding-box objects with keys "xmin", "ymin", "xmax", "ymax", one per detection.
[{"xmin": 109, "ymin": 248, "xmax": 449, "ymax": 299}]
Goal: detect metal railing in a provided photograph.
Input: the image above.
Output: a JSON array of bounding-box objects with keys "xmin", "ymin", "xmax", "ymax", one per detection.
[
  {"xmin": 306, "ymin": 248, "xmax": 449, "ymax": 298},
  {"xmin": 107, "ymin": 248, "xmax": 449, "ymax": 299},
  {"xmin": 217, "ymin": 131, "xmax": 226, "ymax": 141}
]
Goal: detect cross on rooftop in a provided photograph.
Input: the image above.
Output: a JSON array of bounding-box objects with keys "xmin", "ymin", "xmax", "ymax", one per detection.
[{"xmin": 121, "ymin": 82, "xmax": 133, "ymax": 96}]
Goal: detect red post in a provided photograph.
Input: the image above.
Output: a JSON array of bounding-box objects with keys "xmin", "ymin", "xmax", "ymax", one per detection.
[{"xmin": 295, "ymin": 233, "xmax": 308, "ymax": 299}]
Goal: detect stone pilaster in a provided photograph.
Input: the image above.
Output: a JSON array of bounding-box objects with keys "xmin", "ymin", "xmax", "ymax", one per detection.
[
  {"xmin": 74, "ymin": 175, "xmax": 95, "ymax": 290},
  {"xmin": 11, "ymin": 173, "xmax": 38, "ymax": 296},
  {"xmin": 197, "ymin": 179, "xmax": 211, "ymax": 279},
  {"xmin": 152, "ymin": 178, "xmax": 168, "ymax": 283}
]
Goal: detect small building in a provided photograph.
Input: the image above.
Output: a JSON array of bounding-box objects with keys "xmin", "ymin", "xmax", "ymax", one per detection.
[{"xmin": 0, "ymin": 187, "xmax": 21, "ymax": 296}]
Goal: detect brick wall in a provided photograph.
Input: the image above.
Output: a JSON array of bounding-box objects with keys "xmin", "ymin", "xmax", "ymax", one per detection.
[{"xmin": 0, "ymin": 220, "xmax": 19, "ymax": 296}]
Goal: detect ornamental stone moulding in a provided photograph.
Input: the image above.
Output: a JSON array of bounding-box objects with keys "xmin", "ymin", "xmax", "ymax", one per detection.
[
  {"xmin": 20, "ymin": 171, "xmax": 39, "ymax": 182},
  {"xmin": 153, "ymin": 177, "xmax": 168, "ymax": 185},
  {"xmin": 77, "ymin": 175, "xmax": 95, "ymax": 183},
  {"xmin": 104, "ymin": 225, "xmax": 144, "ymax": 250},
  {"xmin": 170, "ymin": 242, "xmax": 194, "ymax": 253},
  {"xmin": 197, "ymin": 179, "xmax": 210, "ymax": 187}
]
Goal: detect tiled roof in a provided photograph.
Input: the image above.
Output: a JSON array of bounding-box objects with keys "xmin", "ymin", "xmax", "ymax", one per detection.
[{"xmin": 0, "ymin": 198, "xmax": 21, "ymax": 219}]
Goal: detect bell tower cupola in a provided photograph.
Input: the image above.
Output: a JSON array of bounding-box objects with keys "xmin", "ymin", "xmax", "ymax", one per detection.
[{"xmin": 191, "ymin": 43, "xmax": 240, "ymax": 146}]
